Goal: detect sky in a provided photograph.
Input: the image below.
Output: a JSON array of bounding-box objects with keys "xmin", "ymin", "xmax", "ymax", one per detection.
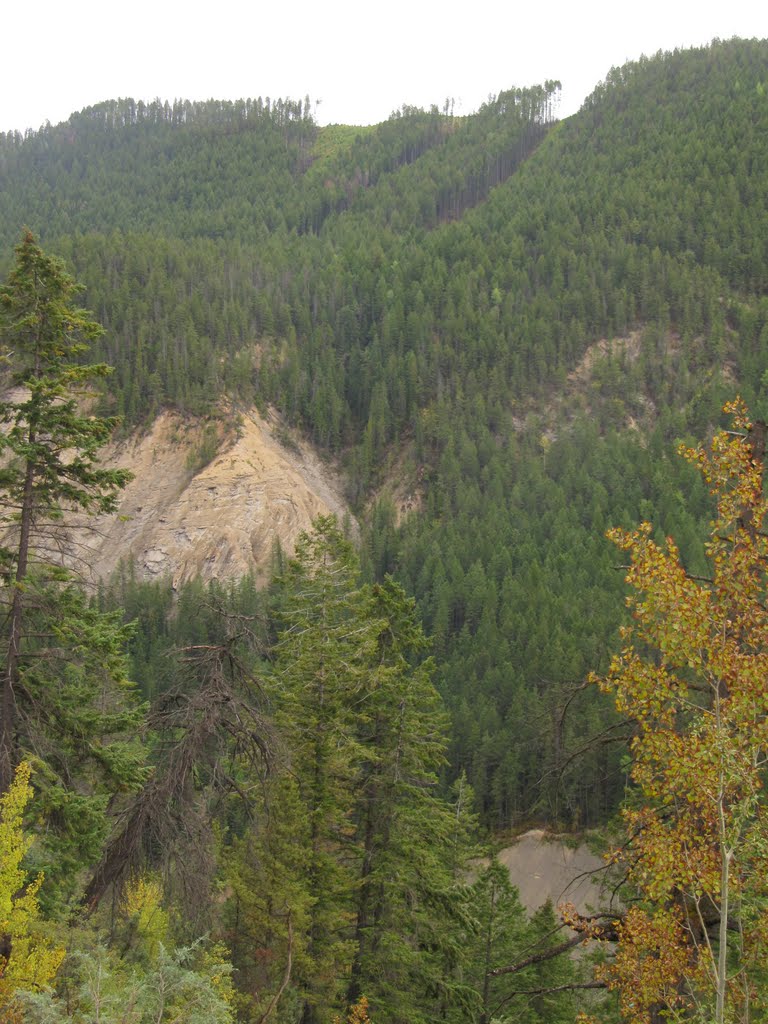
[{"xmin": 2, "ymin": 0, "xmax": 765, "ymax": 134}]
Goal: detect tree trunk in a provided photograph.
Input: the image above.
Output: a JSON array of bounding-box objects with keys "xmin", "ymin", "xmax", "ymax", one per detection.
[{"xmin": 0, "ymin": 452, "xmax": 35, "ymax": 795}]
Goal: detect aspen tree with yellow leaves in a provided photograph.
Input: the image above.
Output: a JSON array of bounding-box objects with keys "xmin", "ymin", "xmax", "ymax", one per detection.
[
  {"xmin": 592, "ymin": 400, "xmax": 768, "ymax": 1024},
  {"xmin": 0, "ymin": 762, "xmax": 64, "ymax": 1015}
]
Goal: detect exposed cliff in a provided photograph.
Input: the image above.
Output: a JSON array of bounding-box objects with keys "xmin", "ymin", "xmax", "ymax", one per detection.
[{"xmin": 71, "ymin": 408, "xmax": 353, "ymax": 587}]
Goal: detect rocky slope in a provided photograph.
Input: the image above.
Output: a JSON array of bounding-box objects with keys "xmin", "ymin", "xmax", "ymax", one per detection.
[
  {"xmin": 498, "ymin": 830, "xmax": 607, "ymax": 914},
  {"xmin": 70, "ymin": 407, "xmax": 353, "ymax": 587}
]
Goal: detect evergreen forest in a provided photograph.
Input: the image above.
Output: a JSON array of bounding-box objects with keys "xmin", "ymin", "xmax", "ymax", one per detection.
[{"xmin": 2, "ymin": 36, "xmax": 768, "ymax": 1023}]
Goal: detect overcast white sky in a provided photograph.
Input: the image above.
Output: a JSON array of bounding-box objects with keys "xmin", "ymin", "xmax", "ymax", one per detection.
[{"xmin": 2, "ymin": 0, "xmax": 765, "ymax": 133}]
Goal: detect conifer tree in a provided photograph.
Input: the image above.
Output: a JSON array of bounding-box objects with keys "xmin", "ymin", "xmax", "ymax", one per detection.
[
  {"xmin": 462, "ymin": 862, "xmax": 529, "ymax": 1024},
  {"xmin": 0, "ymin": 232, "xmax": 145, "ymax": 889},
  {"xmin": 270, "ymin": 517, "xmax": 378, "ymax": 1023},
  {"xmin": 264, "ymin": 519, "xmax": 479, "ymax": 1024},
  {"xmin": 348, "ymin": 579, "xmax": 477, "ymax": 1023}
]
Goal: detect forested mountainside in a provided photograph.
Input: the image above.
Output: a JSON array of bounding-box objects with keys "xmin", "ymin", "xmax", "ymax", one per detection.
[
  {"xmin": 2, "ymin": 39, "xmax": 767, "ymax": 828},
  {"xmin": 2, "ymin": 37, "xmax": 768, "ymax": 1023}
]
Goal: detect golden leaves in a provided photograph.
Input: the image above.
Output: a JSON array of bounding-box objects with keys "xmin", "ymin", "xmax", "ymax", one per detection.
[
  {"xmin": 598, "ymin": 907, "xmax": 701, "ymax": 1024},
  {"xmin": 594, "ymin": 400, "xmax": 768, "ymax": 1021}
]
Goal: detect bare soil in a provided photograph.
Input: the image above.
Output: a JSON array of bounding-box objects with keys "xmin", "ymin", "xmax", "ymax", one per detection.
[
  {"xmin": 68, "ymin": 407, "xmax": 353, "ymax": 587},
  {"xmin": 497, "ymin": 830, "xmax": 608, "ymax": 914}
]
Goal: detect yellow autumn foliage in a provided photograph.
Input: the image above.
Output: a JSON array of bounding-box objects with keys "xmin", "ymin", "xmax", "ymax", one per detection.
[
  {"xmin": 121, "ymin": 874, "xmax": 170, "ymax": 958},
  {"xmin": 333, "ymin": 996, "xmax": 373, "ymax": 1024},
  {"xmin": 0, "ymin": 762, "xmax": 64, "ymax": 1010},
  {"xmin": 596, "ymin": 401, "xmax": 768, "ymax": 1022}
]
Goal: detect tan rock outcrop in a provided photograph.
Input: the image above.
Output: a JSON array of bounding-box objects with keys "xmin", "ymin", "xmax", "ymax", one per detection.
[{"xmin": 70, "ymin": 408, "xmax": 353, "ymax": 587}]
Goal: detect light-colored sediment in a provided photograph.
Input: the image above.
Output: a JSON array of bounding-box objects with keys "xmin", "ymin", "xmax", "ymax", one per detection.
[{"xmin": 67, "ymin": 407, "xmax": 353, "ymax": 587}]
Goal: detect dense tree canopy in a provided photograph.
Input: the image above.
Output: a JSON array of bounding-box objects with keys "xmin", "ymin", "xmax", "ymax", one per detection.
[
  {"xmin": 2, "ymin": 41, "xmax": 765, "ymax": 824},
  {"xmin": 2, "ymin": 39, "xmax": 768, "ymax": 1020}
]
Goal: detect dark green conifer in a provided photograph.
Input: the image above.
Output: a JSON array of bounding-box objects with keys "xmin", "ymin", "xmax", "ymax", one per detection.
[{"xmin": 0, "ymin": 232, "xmax": 145, "ymax": 896}]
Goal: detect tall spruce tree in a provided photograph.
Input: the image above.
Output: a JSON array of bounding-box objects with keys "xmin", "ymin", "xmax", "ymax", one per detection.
[
  {"xmin": 348, "ymin": 579, "xmax": 478, "ymax": 1023},
  {"xmin": 261, "ymin": 518, "xmax": 479, "ymax": 1024},
  {"xmin": 270, "ymin": 517, "xmax": 377, "ymax": 1023},
  {"xmin": 0, "ymin": 232, "xmax": 145, "ymax": 889}
]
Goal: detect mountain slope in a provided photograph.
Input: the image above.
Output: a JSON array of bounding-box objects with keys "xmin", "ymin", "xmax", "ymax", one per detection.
[{"xmin": 2, "ymin": 39, "xmax": 767, "ymax": 828}]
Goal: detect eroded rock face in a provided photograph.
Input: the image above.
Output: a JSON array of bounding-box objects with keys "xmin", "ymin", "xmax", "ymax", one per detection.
[{"xmin": 70, "ymin": 408, "xmax": 353, "ymax": 587}]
